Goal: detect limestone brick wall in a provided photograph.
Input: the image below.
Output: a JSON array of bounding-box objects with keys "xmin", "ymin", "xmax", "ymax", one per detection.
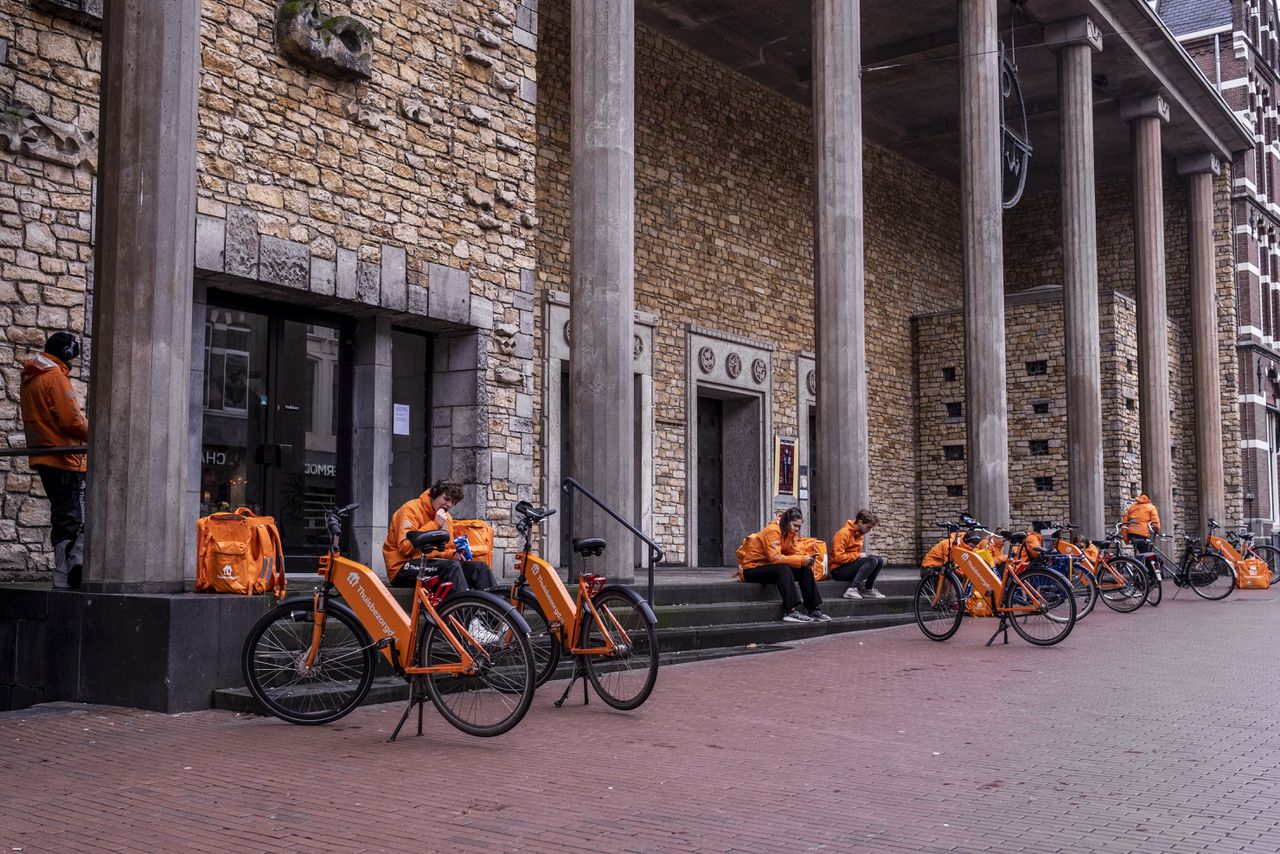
[
  {"xmin": 0, "ymin": 1, "xmax": 99, "ymax": 579},
  {"xmin": 534, "ymin": 0, "xmax": 963, "ymax": 565}
]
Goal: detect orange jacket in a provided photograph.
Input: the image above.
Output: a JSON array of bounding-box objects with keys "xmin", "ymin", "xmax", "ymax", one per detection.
[
  {"xmin": 1122, "ymin": 495, "xmax": 1160, "ymax": 539},
  {"xmin": 1083, "ymin": 543, "xmax": 1100, "ymax": 565},
  {"xmin": 738, "ymin": 520, "xmax": 806, "ymax": 577},
  {"xmin": 922, "ymin": 537, "xmax": 951, "ymax": 568},
  {"xmin": 382, "ymin": 490, "xmax": 453, "ymax": 581},
  {"xmin": 831, "ymin": 521, "xmax": 865, "ymax": 566},
  {"xmin": 19, "ymin": 353, "xmax": 87, "ymax": 472}
]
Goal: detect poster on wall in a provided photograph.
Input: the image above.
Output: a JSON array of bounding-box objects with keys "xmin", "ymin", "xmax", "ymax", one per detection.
[{"xmin": 774, "ymin": 436, "xmax": 798, "ymax": 496}]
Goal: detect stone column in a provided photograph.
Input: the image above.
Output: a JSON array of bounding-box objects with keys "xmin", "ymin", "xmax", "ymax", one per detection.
[
  {"xmin": 351, "ymin": 317, "xmax": 392, "ymax": 573},
  {"xmin": 1121, "ymin": 94, "xmax": 1174, "ymax": 530},
  {"xmin": 1179, "ymin": 153, "xmax": 1226, "ymax": 532},
  {"xmin": 569, "ymin": 0, "xmax": 635, "ymax": 581},
  {"xmin": 84, "ymin": 0, "xmax": 201, "ymax": 592},
  {"xmin": 1050, "ymin": 18, "xmax": 1104, "ymax": 537},
  {"xmin": 813, "ymin": 0, "xmax": 867, "ymax": 540},
  {"xmin": 960, "ymin": 0, "xmax": 1009, "ymax": 529}
]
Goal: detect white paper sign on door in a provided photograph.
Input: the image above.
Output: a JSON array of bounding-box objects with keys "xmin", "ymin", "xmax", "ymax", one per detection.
[{"xmin": 393, "ymin": 403, "xmax": 410, "ymax": 436}]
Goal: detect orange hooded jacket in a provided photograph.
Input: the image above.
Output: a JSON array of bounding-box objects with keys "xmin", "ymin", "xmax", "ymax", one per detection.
[
  {"xmin": 19, "ymin": 353, "xmax": 87, "ymax": 472},
  {"xmin": 382, "ymin": 489, "xmax": 454, "ymax": 581},
  {"xmin": 831, "ymin": 520, "xmax": 866, "ymax": 566},
  {"xmin": 922, "ymin": 537, "xmax": 951, "ymax": 568},
  {"xmin": 737, "ymin": 519, "xmax": 806, "ymax": 579},
  {"xmin": 1122, "ymin": 495, "xmax": 1160, "ymax": 539}
]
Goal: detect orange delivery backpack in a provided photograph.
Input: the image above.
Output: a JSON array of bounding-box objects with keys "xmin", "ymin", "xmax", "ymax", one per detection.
[
  {"xmin": 1236, "ymin": 558, "xmax": 1271, "ymax": 589},
  {"xmin": 794, "ymin": 536, "xmax": 829, "ymax": 581},
  {"xmin": 196, "ymin": 507, "xmax": 286, "ymax": 598},
  {"xmin": 451, "ymin": 519, "xmax": 495, "ymax": 567}
]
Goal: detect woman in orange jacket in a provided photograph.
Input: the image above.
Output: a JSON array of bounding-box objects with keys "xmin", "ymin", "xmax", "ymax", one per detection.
[
  {"xmin": 738, "ymin": 507, "xmax": 828, "ymax": 623},
  {"xmin": 1122, "ymin": 494, "xmax": 1160, "ymax": 552},
  {"xmin": 830, "ymin": 509, "xmax": 886, "ymax": 600}
]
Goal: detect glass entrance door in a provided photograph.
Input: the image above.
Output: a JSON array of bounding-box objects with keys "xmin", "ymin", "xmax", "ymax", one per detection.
[{"xmin": 200, "ymin": 302, "xmax": 350, "ymax": 560}]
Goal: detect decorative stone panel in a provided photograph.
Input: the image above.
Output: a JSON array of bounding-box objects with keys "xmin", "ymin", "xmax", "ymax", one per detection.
[{"xmin": 274, "ymin": 1, "xmax": 374, "ymax": 81}]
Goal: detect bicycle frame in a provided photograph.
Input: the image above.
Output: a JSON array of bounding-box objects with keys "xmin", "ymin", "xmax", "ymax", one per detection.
[
  {"xmin": 514, "ymin": 540, "xmax": 630, "ymax": 657},
  {"xmin": 942, "ymin": 534, "xmax": 1051, "ymax": 617}
]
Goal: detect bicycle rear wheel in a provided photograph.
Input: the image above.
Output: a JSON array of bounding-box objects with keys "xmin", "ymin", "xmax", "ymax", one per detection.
[
  {"xmin": 1097, "ymin": 557, "xmax": 1147, "ymax": 613},
  {"xmin": 580, "ymin": 590, "xmax": 659, "ymax": 710},
  {"xmin": 1188, "ymin": 554, "xmax": 1235, "ymax": 601},
  {"xmin": 242, "ymin": 602, "xmax": 376, "ymax": 725},
  {"xmin": 1143, "ymin": 559, "xmax": 1163, "ymax": 607},
  {"xmin": 914, "ymin": 570, "xmax": 964, "ymax": 642},
  {"xmin": 1003, "ymin": 569, "xmax": 1076, "ymax": 646},
  {"xmin": 1067, "ymin": 565, "xmax": 1098, "ymax": 621},
  {"xmin": 1251, "ymin": 545, "xmax": 1280, "ymax": 579},
  {"xmin": 419, "ymin": 596, "xmax": 535, "ymax": 737}
]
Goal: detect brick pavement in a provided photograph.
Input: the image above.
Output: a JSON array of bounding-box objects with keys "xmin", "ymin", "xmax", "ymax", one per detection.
[{"xmin": 2, "ymin": 586, "xmax": 1280, "ymax": 853}]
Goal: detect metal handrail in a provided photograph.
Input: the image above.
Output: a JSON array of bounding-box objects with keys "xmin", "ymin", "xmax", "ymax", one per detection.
[
  {"xmin": 0, "ymin": 445, "xmax": 87, "ymax": 457},
  {"xmin": 561, "ymin": 476, "xmax": 663, "ymax": 605}
]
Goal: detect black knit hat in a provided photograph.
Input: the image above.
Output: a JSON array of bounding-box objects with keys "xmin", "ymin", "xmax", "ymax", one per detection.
[{"xmin": 44, "ymin": 332, "xmax": 80, "ymax": 364}]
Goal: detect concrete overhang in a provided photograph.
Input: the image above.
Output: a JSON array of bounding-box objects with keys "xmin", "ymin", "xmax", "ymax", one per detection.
[{"xmin": 636, "ymin": 0, "xmax": 1254, "ymax": 191}]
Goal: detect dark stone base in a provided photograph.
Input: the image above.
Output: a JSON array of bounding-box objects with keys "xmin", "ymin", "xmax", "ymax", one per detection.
[{"xmin": 0, "ymin": 584, "xmax": 278, "ymax": 713}]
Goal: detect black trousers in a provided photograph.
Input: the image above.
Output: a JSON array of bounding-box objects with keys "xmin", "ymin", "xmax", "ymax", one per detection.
[
  {"xmin": 36, "ymin": 466, "xmax": 85, "ymax": 588},
  {"xmin": 392, "ymin": 558, "xmax": 496, "ymax": 594},
  {"xmin": 742, "ymin": 563, "xmax": 821, "ymax": 611},
  {"xmin": 830, "ymin": 555, "xmax": 884, "ymax": 590}
]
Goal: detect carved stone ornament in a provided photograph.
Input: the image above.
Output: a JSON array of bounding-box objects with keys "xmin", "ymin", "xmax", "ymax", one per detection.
[
  {"xmin": 633, "ymin": 334, "xmax": 644, "ymax": 359},
  {"xmin": 698, "ymin": 347, "xmax": 716, "ymax": 374},
  {"xmin": 493, "ymin": 323, "xmax": 517, "ymax": 356},
  {"xmin": 0, "ymin": 92, "xmax": 97, "ymax": 172},
  {"xmin": 275, "ymin": 1, "xmax": 374, "ymax": 81},
  {"xmin": 806, "ymin": 369, "xmax": 816, "ymax": 396},
  {"xmin": 725, "ymin": 352, "xmax": 742, "ymax": 379},
  {"xmin": 562, "ymin": 320, "xmax": 571, "ymax": 346},
  {"xmin": 751, "ymin": 358, "xmax": 768, "ymax": 384}
]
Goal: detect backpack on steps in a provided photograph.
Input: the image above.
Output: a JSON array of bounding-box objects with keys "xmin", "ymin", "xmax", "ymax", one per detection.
[{"xmin": 196, "ymin": 507, "xmax": 286, "ymax": 598}]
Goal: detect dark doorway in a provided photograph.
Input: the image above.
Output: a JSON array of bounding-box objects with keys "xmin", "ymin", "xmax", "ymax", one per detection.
[
  {"xmin": 200, "ymin": 297, "xmax": 352, "ymax": 561},
  {"xmin": 388, "ymin": 329, "xmax": 432, "ymax": 512},
  {"xmin": 697, "ymin": 396, "xmax": 724, "ymax": 566}
]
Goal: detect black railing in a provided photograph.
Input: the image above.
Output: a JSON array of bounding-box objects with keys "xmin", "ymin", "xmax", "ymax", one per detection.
[{"xmin": 561, "ymin": 476, "xmax": 663, "ymax": 604}]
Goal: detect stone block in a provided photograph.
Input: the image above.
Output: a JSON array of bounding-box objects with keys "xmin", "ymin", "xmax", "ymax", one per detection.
[
  {"xmin": 491, "ymin": 450, "xmax": 509, "ymax": 480},
  {"xmin": 194, "ymin": 215, "xmax": 225, "ymax": 273},
  {"xmin": 224, "ymin": 207, "xmax": 259, "ymax": 279},
  {"xmin": 516, "ymin": 393, "xmax": 533, "ymax": 419},
  {"xmin": 451, "ymin": 406, "xmax": 484, "ymax": 447},
  {"xmin": 509, "ymin": 453, "xmax": 533, "ymax": 486},
  {"xmin": 520, "ymin": 77, "xmax": 537, "ymax": 105},
  {"xmin": 433, "ymin": 369, "xmax": 479, "ymax": 408},
  {"xmin": 516, "ymin": 6, "xmax": 538, "ymax": 35},
  {"xmin": 470, "ymin": 295, "xmax": 494, "ymax": 330},
  {"xmin": 380, "ymin": 246, "xmax": 407, "ymax": 310},
  {"xmin": 356, "ymin": 261, "xmax": 379, "ymax": 305},
  {"xmin": 408, "ymin": 285, "xmax": 429, "ymax": 315},
  {"xmin": 427, "ymin": 263, "xmax": 471, "ymax": 324},
  {"xmin": 513, "ymin": 28, "xmax": 537, "ymax": 50},
  {"xmin": 311, "ymin": 256, "xmax": 336, "ymax": 296},
  {"xmin": 448, "ymin": 333, "xmax": 480, "ymax": 371},
  {"xmin": 336, "ymin": 249, "xmax": 358, "ymax": 301},
  {"xmin": 259, "ymin": 236, "xmax": 309, "ymax": 289}
]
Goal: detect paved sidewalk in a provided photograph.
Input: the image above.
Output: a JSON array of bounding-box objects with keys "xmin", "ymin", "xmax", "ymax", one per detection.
[{"xmin": 3, "ymin": 586, "xmax": 1280, "ymax": 853}]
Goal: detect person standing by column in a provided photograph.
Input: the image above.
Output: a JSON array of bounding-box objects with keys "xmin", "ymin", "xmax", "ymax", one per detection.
[{"xmin": 20, "ymin": 332, "xmax": 88, "ymax": 589}]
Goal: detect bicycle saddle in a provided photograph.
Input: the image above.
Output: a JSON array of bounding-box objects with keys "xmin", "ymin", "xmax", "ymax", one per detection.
[
  {"xmin": 407, "ymin": 529, "xmax": 450, "ymax": 553},
  {"xmin": 1090, "ymin": 539, "xmax": 1110, "ymax": 549},
  {"xmin": 572, "ymin": 537, "xmax": 606, "ymax": 557},
  {"xmin": 514, "ymin": 500, "xmax": 556, "ymax": 522},
  {"xmin": 1006, "ymin": 532, "xmax": 1028, "ymax": 544}
]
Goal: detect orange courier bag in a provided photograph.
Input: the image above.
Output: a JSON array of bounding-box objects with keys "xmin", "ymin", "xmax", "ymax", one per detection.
[
  {"xmin": 451, "ymin": 519, "xmax": 495, "ymax": 567},
  {"xmin": 1236, "ymin": 558, "xmax": 1271, "ymax": 589},
  {"xmin": 794, "ymin": 536, "xmax": 829, "ymax": 581},
  {"xmin": 196, "ymin": 507, "xmax": 286, "ymax": 599}
]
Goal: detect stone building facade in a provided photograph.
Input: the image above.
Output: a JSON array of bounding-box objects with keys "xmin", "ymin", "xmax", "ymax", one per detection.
[
  {"xmin": 0, "ymin": 0, "xmax": 1258, "ymax": 584},
  {"xmin": 1163, "ymin": 0, "xmax": 1280, "ymax": 536}
]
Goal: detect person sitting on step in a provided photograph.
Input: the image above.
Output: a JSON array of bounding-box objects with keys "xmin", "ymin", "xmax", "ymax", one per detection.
[
  {"xmin": 831, "ymin": 509, "xmax": 886, "ymax": 600},
  {"xmin": 382, "ymin": 479, "xmax": 495, "ymax": 593},
  {"xmin": 737, "ymin": 507, "xmax": 829, "ymax": 623}
]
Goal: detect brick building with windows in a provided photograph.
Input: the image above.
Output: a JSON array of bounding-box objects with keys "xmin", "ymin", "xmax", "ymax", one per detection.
[
  {"xmin": 0, "ymin": 0, "xmax": 1262, "ymax": 709},
  {"xmin": 1160, "ymin": 0, "xmax": 1280, "ymax": 536}
]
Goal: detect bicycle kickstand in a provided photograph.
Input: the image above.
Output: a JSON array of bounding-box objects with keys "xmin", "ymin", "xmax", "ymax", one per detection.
[
  {"xmin": 554, "ymin": 657, "xmax": 591, "ymax": 708},
  {"xmin": 388, "ymin": 678, "xmax": 428, "ymax": 743},
  {"xmin": 984, "ymin": 616, "xmax": 1011, "ymax": 647}
]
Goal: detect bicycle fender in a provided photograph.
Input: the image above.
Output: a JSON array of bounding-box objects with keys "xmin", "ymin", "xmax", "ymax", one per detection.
[
  {"xmin": 599, "ymin": 584, "xmax": 658, "ymax": 625},
  {"xmin": 447, "ymin": 589, "xmax": 533, "ymax": 636}
]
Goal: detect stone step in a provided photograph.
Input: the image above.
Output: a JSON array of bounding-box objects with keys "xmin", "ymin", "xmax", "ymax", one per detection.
[{"xmin": 650, "ymin": 596, "xmax": 912, "ymax": 628}]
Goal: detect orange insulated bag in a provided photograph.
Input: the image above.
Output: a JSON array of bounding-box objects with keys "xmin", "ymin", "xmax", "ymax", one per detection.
[
  {"xmin": 196, "ymin": 507, "xmax": 286, "ymax": 598},
  {"xmin": 1236, "ymin": 558, "xmax": 1271, "ymax": 589},
  {"xmin": 451, "ymin": 519, "xmax": 495, "ymax": 567}
]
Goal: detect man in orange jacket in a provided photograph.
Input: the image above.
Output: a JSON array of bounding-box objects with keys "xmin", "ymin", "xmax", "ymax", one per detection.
[
  {"xmin": 830, "ymin": 509, "xmax": 886, "ymax": 600},
  {"xmin": 1122, "ymin": 494, "xmax": 1160, "ymax": 553},
  {"xmin": 382, "ymin": 479, "xmax": 494, "ymax": 592},
  {"xmin": 20, "ymin": 333, "xmax": 88, "ymax": 589}
]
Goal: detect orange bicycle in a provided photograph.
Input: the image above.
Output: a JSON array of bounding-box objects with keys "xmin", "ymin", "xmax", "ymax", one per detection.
[
  {"xmin": 241, "ymin": 503, "xmax": 535, "ymax": 740},
  {"xmin": 494, "ymin": 500, "xmax": 659, "ymax": 710},
  {"xmin": 915, "ymin": 514, "xmax": 1077, "ymax": 646},
  {"xmin": 1206, "ymin": 518, "xmax": 1276, "ymax": 588}
]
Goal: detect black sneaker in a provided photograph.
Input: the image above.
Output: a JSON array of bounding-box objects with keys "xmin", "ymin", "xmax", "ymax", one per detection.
[
  {"xmin": 808, "ymin": 608, "xmax": 832, "ymax": 622},
  {"xmin": 781, "ymin": 609, "xmax": 814, "ymax": 623}
]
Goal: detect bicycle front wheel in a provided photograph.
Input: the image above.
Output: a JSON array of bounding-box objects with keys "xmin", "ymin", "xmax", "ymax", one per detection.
[
  {"xmin": 1097, "ymin": 557, "xmax": 1147, "ymax": 613},
  {"xmin": 419, "ymin": 596, "xmax": 535, "ymax": 737},
  {"xmin": 580, "ymin": 590, "xmax": 659, "ymax": 710},
  {"xmin": 914, "ymin": 570, "xmax": 964, "ymax": 642},
  {"xmin": 1144, "ymin": 561, "xmax": 1163, "ymax": 607},
  {"xmin": 516, "ymin": 591, "xmax": 562, "ymax": 688},
  {"xmin": 1188, "ymin": 554, "xmax": 1235, "ymax": 601},
  {"xmin": 1003, "ymin": 569, "xmax": 1076, "ymax": 646},
  {"xmin": 241, "ymin": 602, "xmax": 376, "ymax": 725},
  {"xmin": 1068, "ymin": 565, "xmax": 1098, "ymax": 621}
]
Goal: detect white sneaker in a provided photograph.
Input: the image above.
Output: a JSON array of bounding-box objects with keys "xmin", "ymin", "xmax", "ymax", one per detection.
[
  {"xmin": 467, "ymin": 618, "xmax": 500, "ymax": 646},
  {"xmin": 843, "ymin": 587, "xmax": 862, "ymax": 599},
  {"xmin": 867, "ymin": 588, "xmax": 887, "ymax": 599}
]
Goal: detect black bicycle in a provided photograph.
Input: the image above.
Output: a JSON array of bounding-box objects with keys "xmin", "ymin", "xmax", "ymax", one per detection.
[{"xmin": 1129, "ymin": 532, "xmax": 1234, "ymax": 604}]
